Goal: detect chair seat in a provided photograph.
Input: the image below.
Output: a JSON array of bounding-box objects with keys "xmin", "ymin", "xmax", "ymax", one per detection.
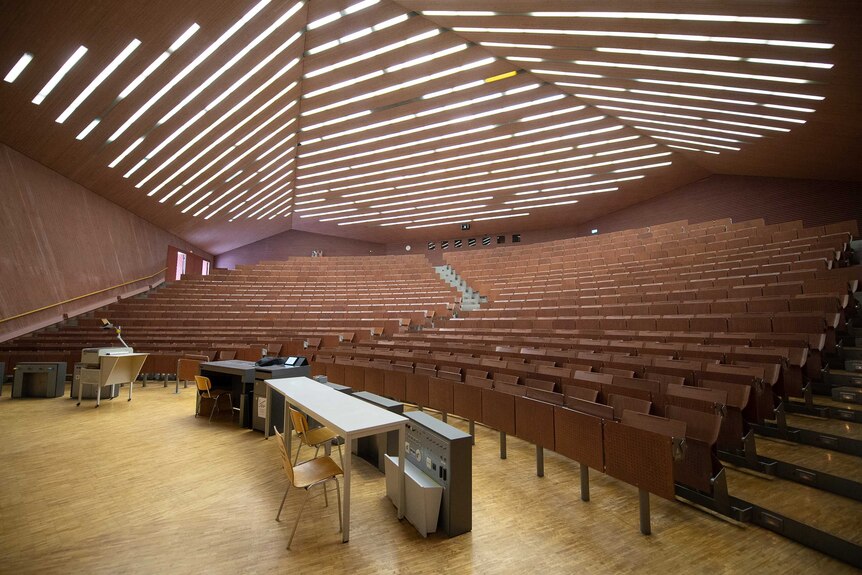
[
  {"xmin": 302, "ymin": 426, "xmax": 339, "ymax": 446},
  {"xmin": 293, "ymin": 456, "xmax": 343, "ymax": 488}
]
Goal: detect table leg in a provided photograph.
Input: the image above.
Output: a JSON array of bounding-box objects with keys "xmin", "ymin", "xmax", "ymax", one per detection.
[
  {"xmin": 397, "ymin": 424, "xmax": 405, "ymax": 520},
  {"xmin": 264, "ymin": 386, "xmax": 272, "ymax": 438},
  {"xmin": 285, "ymin": 401, "xmax": 292, "ymax": 459},
  {"xmin": 96, "ymin": 384, "xmax": 101, "ymax": 408},
  {"xmin": 77, "ymin": 380, "xmax": 83, "ymax": 406},
  {"xmin": 128, "ymin": 380, "xmax": 133, "ymax": 402},
  {"xmin": 342, "ymin": 435, "xmax": 352, "ymax": 543}
]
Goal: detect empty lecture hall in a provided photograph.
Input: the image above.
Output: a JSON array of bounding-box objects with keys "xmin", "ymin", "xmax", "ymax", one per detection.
[{"xmin": 2, "ymin": 0, "xmax": 862, "ymax": 573}]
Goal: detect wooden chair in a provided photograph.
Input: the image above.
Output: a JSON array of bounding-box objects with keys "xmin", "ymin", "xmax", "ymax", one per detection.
[
  {"xmin": 193, "ymin": 375, "xmax": 233, "ymax": 422},
  {"xmin": 289, "ymin": 408, "xmax": 344, "ymax": 470},
  {"xmin": 273, "ymin": 428, "xmax": 343, "ymax": 549}
]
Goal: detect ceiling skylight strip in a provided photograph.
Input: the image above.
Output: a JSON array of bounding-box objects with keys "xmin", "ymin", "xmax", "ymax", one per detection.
[
  {"xmin": 306, "ymin": 13, "xmax": 409, "ymax": 57},
  {"xmin": 578, "ymin": 94, "xmax": 807, "ymax": 123},
  {"xmin": 230, "ymin": 183, "xmax": 293, "ymax": 220},
  {"xmin": 305, "ymin": 29, "xmax": 439, "ymax": 79},
  {"xmin": 247, "ymin": 190, "xmax": 294, "ymax": 218},
  {"xmin": 632, "ymin": 78, "xmax": 824, "ymax": 101},
  {"xmin": 127, "ymin": 34, "xmax": 302, "ymax": 180},
  {"xmin": 527, "ymin": 12, "xmax": 810, "ymax": 24},
  {"xmin": 306, "ymin": 91, "xmax": 507, "ymax": 145},
  {"xmin": 4, "ymin": 53, "xmax": 34, "ymax": 83},
  {"xmin": 204, "ymin": 190, "xmax": 249, "ymax": 219},
  {"xmin": 651, "ymin": 136, "xmax": 740, "ymax": 150},
  {"xmin": 302, "ymin": 57, "xmax": 495, "ymax": 117},
  {"xmin": 322, "ymin": 124, "xmax": 607, "ymax": 188},
  {"xmin": 619, "ymin": 117, "xmax": 761, "ymax": 138},
  {"xmin": 56, "ymin": 39, "xmax": 141, "ymax": 124},
  {"xmin": 256, "ymin": 197, "xmax": 294, "ymax": 220},
  {"xmin": 140, "ymin": 69, "xmax": 299, "ymax": 196},
  {"xmin": 512, "ymin": 200, "xmax": 579, "ymax": 210},
  {"xmin": 302, "ymin": 145, "xmax": 575, "ymax": 190},
  {"xmin": 157, "ymin": 2, "xmax": 304, "ymax": 126},
  {"xmin": 451, "ymin": 27, "xmax": 834, "ymax": 50},
  {"xmin": 180, "ymin": 191, "xmax": 212, "ymax": 214},
  {"xmin": 406, "ymin": 212, "xmax": 530, "ymax": 229},
  {"xmin": 596, "ymin": 47, "xmax": 832, "ymax": 69},
  {"xmin": 76, "ymin": 25, "xmax": 199, "ymax": 140},
  {"xmin": 32, "ymin": 46, "xmax": 87, "ymax": 105},
  {"xmin": 106, "ymin": 0, "xmax": 272, "ymax": 144},
  {"xmin": 666, "ymin": 145, "xmax": 720, "ymax": 155},
  {"xmin": 571, "ymin": 61, "xmax": 809, "ymax": 84},
  {"xmin": 507, "ymin": 188, "xmax": 617, "ymax": 204},
  {"xmin": 358, "ymin": 151, "xmax": 670, "ymax": 205},
  {"xmin": 634, "ymin": 126, "xmax": 741, "ymax": 143},
  {"xmin": 297, "ymin": 125, "xmax": 494, "ymax": 170},
  {"xmin": 516, "ymin": 174, "xmax": 643, "ymax": 196},
  {"xmin": 300, "ymin": 92, "xmax": 562, "ymax": 159},
  {"xmin": 117, "ymin": 24, "xmax": 199, "ymax": 101},
  {"xmin": 707, "ymin": 119, "xmax": 790, "ymax": 132},
  {"xmin": 200, "ymin": 173, "xmax": 258, "ymax": 216}
]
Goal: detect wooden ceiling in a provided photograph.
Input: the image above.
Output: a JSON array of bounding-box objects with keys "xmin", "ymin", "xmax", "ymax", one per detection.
[{"xmin": 0, "ymin": 0, "xmax": 859, "ymax": 254}]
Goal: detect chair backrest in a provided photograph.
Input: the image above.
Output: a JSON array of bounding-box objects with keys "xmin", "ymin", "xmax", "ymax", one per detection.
[
  {"xmin": 289, "ymin": 408, "xmax": 310, "ymax": 437},
  {"xmin": 194, "ymin": 375, "xmax": 212, "ymax": 397},
  {"xmin": 273, "ymin": 428, "xmax": 295, "ymax": 485}
]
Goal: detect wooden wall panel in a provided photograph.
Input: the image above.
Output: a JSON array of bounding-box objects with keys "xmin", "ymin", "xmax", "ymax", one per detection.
[{"xmin": 0, "ymin": 143, "xmax": 208, "ymax": 341}]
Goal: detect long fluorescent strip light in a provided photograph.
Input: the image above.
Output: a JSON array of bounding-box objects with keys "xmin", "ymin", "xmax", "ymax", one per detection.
[
  {"xmin": 635, "ymin": 126, "xmax": 741, "ymax": 143},
  {"xmin": 306, "ymin": 13, "xmax": 409, "ymax": 56},
  {"xmin": 530, "ymin": 12, "xmax": 809, "ymax": 25},
  {"xmin": 117, "ymin": 24, "xmax": 199, "ymax": 101},
  {"xmin": 451, "ymin": 27, "xmax": 833, "ymax": 50},
  {"xmin": 301, "ymin": 92, "xmax": 561, "ymax": 159},
  {"xmin": 305, "ymin": 29, "xmax": 439, "ymax": 79},
  {"xmin": 107, "ymin": 0, "xmax": 271, "ymax": 144},
  {"xmin": 515, "ymin": 175, "xmax": 642, "ymax": 196},
  {"xmin": 140, "ymin": 69, "xmax": 299, "ymax": 197},
  {"xmin": 56, "ymin": 39, "xmax": 141, "ymax": 124},
  {"xmin": 33, "ymin": 46, "xmax": 87, "ymax": 104},
  {"xmin": 651, "ymin": 136, "xmax": 739, "ymax": 150},
  {"xmin": 632, "ymin": 78, "xmax": 824, "ymax": 101},
  {"xmin": 572, "ymin": 60, "xmax": 809, "ymax": 84},
  {"xmin": 579, "ymin": 94, "xmax": 806, "ymax": 123},
  {"xmin": 512, "ymin": 199, "xmax": 580, "ymax": 209},
  {"xmin": 302, "ymin": 57, "xmax": 494, "ymax": 117},
  {"xmin": 619, "ymin": 117, "xmax": 761, "ymax": 138},
  {"xmin": 667, "ymin": 145, "xmax": 720, "ymax": 155},
  {"xmin": 4, "ymin": 53, "xmax": 33, "ymax": 83},
  {"xmin": 597, "ymin": 47, "xmax": 832, "ymax": 69}
]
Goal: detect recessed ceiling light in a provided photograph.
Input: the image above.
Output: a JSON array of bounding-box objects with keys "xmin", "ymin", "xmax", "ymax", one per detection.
[
  {"xmin": 113, "ymin": 23, "xmax": 200, "ymax": 102},
  {"xmin": 4, "ymin": 52, "xmax": 33, "ymax": 83},
  {"xmin": 106, "ymin": 0, "xmax": 272, "ymax": 144},
  {"xmin": 573, "ymin": 60, "xmax": 809, "ymax": 84},
  {"xmin": 451, "ymin": 27, "xmax": 833, "ymax": 50},
  {"xmin": 56, "ymin": 39, "xmax": 141, "ymax": 124},
  {"xmin": 632, "ymin": 78, "xmax": 824, "ymax": 101},
  {"xmin": 32, "ymin": 46, "xmax": 87, "ymax": 105}
]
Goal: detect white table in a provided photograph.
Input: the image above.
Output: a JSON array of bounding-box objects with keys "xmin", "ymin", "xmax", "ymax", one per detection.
[{"xmin": 264, "ymin": 377, "xmax": 407, "ymax": 542}]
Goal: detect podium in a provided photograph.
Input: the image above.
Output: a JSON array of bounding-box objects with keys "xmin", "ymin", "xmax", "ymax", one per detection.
[{"xmin": 77, "ymin": 353, "xmax": 148, "ymax": 407}]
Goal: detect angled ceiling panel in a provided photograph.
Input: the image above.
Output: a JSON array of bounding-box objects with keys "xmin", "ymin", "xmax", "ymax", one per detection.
[{"xmin": 0, "ymin": 0, "xmax": 858, "ymax": 253}]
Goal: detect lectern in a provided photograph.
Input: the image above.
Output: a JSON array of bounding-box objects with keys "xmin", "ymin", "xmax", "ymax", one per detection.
[{"xmin": 77, "ymin": 349, "xmax": 148, "ymax": 407}]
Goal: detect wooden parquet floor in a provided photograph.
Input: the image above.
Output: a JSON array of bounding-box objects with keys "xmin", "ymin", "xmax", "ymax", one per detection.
[{"xmin": 0, "ymin": 385, "xmax": 859, "ymax": 575}]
